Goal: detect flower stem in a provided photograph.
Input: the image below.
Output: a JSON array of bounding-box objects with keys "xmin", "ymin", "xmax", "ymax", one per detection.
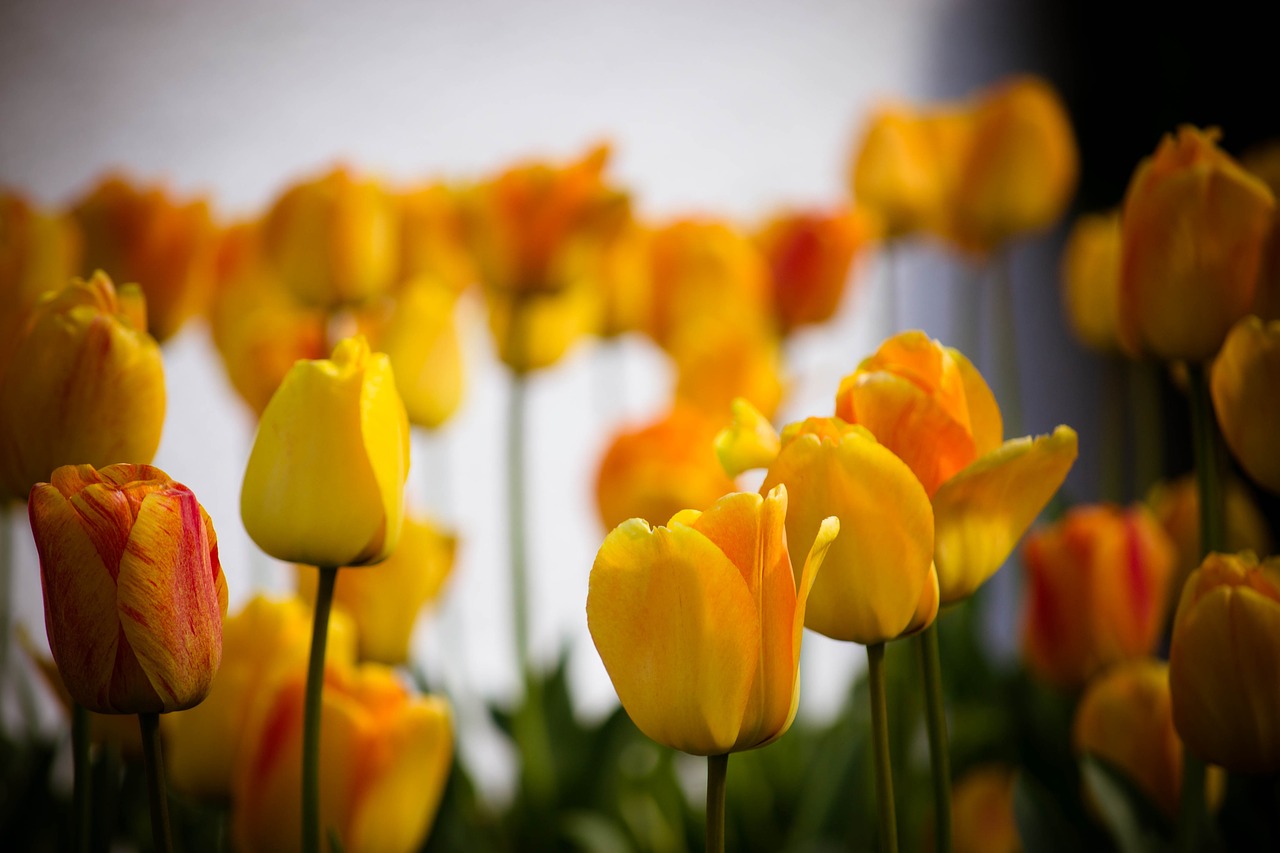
[
  {"xmin": 73, "ymin": 703, "xmax": 91, "ymax": 853},
  {"xmin": 919, "ymin": 623, "xmax": 952, "ymax": 853},
  {"xmin": 867, "ymin": 642, "xmax": 898, "ymax": 853},
  {"xmin": 138, "ymin": 711, "xmax": 173, "ymax": 853},
  {"xmin": 303, "ymin": 565, "xmax": 339, "ymax": 853},
  {"xmin": 508, "ymin": 368, "xmax": 530, "ymax": 678},
  {"xmin": 706, "ymin": 752, "xmax": 729, "ymax": 853}
]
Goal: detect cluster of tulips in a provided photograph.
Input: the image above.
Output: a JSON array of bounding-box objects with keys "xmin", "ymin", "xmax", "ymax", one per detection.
[{"xmin": 2, "ymin": 66, "xmax": 1280, "ymax": 852}]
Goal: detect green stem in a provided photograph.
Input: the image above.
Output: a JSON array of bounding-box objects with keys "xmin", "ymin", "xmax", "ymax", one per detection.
[
  {"xmin": 507, "ymin": 309, "xmax": 531, "ymax": 679},
  {"xmin": 706, "ymin": 752, "xmax": 729, "ymax": 853},
  {"xmin": 1130, "ymin": 360, "xmax": 1164, "ymax": 497},
  {"xmin": 303, "ymin": 566, "xmax": 339, "ymax": 853},
  {"xmin": 867, "ymin": 643, "xmax": 898, "ymax": 853},
  {"xmin": 73, "ymin": 703, "xmax": 91, "ymax": 853},
  {"xmin": 138, "ymin": 711, "xmax": 173, "ymax": 853},
  {"xmin": 919, "ymin": 623, "xmax": 952, "ymax": 853}
]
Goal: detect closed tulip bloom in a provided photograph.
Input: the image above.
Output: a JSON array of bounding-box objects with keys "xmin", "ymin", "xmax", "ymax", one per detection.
[
  {"xmin": 397, "ymin": 182, "xmax": 475, "ymax": 294},
  {"xmin": 1022, "ymin": 504, "xmax": 1175, "ymax": 689},
  {"xmin": 1211, "ymin": 316, "xmax": 1280, "ymax": 492},
  {"xmin": 588, "ymin": 486, "xmax": 838, "ymax": 755},
  {"xmin": 484, "ymin": 277, "xmax": 597, "ymax": 373},
  {"xmin": 1169, "ymin": 552, "xmax": 1280, "ymax": 773},
  {"xmin": 297, "ymin": 513, "xmax": 455, "ymax": 665},
  {"xmin": 836, "ymin": 331, "xmax": 1078, "ymax": 602},
  {"xmin": 241, "ymin": 335, "xmax": 411, "ymax": 567},
  {"xmin": 1119, "ymin": 126, "xmax": 1275, "ymax": 361},
  {"xmin": 263, "ymin": 167, "xmax": 400, "ymax": 309},
  {"xmin": 233, "ymin": 663, "xmax": 453, "ymax": 853},
  {"xmin": 0, "ymin": 271, "xmax": 165, "ymax": 502},
  {"xmin": 1, "ymin": 189, "xmax": 81, "ymax": 377},
  {"xmin": 949, "ymin": 765, "xmax": 1020, "ymax": 853},
  {"xmin": 587, "ymin": 220, "xmax": 653, "ymax": 338},
  {"xmin": 70, "ymin": 173, "xmax": 217, "ymax": 342},
  {"xmin": 1061, "ymin": 211, "xmax": 1123, "ymax": 352},
  {"xmin": 670, "ymin": 314, "xmax": 784, "ymax": 420},
  {"xmin": 1241, "ymin": 141, "xmax": 1280, "ymax": 321},
  {"xmin": 165, "ymin": 596, "xmax": 357, "ymax": 799},
  {"xmin": 760, "ymin": 417, "xmax": 935, "ymax": 645},
  {"xmin": 29, "ymin": 463, "xmax": 227, "ymax": 714},
  {"xmin": 373, "ymin": 277, "xmax": 464, "ymax": 429}
]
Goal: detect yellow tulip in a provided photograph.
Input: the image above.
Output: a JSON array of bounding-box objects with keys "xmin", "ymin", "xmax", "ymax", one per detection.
[
  {"xmin": 760, "ymin": 417, "xmax": 934, "ymax": 645},
  {"xmin": 1211, "ymin": 315, "xmax": 1280, "ymax": 492},
  {"xmin": 233, "ymin": 662, "xmax": 453, "ymax": 853},
  {"xmin": 1241, "ymin": 141, "xmax": 1280, "ymax": 321},
  {"xmin": 484, "ymin": 280, "xmax": 597, "ymax": 374},
  {"xmin": 836, "ymin": 331, "xmax": 1078, "ymax": 602},
  {"xmin": 715, "ymin": 397, "xmax": 782, "ymax": 477},
  {"xmin": 588, "ymin": 486, "xmax": 838, "ymax": 755},
  {"xmin": 0, "ymin": 271, "xmax": 165, "ymax": 502},
  {"xmin": 1060, "ymin": 211, "xmax": 1123, "ymax": 353},
  {"xmin": 165, "ymin": 596, "xmax": 357, "ymax": 799},
  {"xmin": 397, "ymin": 182, "xmax": 475, "ymax": 294},
  {"xmin": 263, "ymin": 166, "xmax": 400, "ymax": 309},
  {"xmin": 1169, "ymin": 552, "xmax": 1280, "ymax": 773},
  {"xmin": 373, "ymin": 277, "xmax": 464, "ymax": 429},
  {"xmin": 670, "ymin": 313, "xmax": 785, "ymax": 420},
  {"xmin": 241, "ymin": 335, "xmax": 410, "ymax": 567},
  {"xmin": 584, "ymin": 219, "xmax": 653, "ymax": 338},
  {"xmin": 1119, "ymin": 126, "xmax": 1275, "ymax": 361},
  {"xmin": 296, "ymin": 512, "xmax": 455, "ymax": 665},
  {"xmin": 949, "ymin": 765, "xmax": 1020, "ymax": 853}
]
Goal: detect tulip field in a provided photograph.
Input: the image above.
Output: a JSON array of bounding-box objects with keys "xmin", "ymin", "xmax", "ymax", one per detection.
[{"xmin": 3, "ymin": 4, "xmax": 1280, "ymax": 852}]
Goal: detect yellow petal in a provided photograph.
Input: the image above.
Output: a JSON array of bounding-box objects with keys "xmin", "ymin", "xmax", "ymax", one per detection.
[
  {"xmin": 775, "ymin": 513, "xmax": 839, "ymax": 739},
  {"xmin": 933, "ymin": 426, "xmax": 1078, "ymax": 603},
  {"xmin": 897, "ymin": 563, "xmax": 940, "ymax": 639},
  {"xmin": 949, "ymin": 347, "xmax": 1003, "ymax": 457},
  {"xmin": 587, "ymin": 519, "xmax": 758, "ymax": 755},
  {"xmin": 714, "ymin": 397, "xmax": 781, "ymax": 477}
]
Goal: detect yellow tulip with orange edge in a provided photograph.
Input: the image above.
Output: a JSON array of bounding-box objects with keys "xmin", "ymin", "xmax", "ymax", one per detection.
[
  {"xmin": 1061, "ymin": 211, "xmax": 1123, "ymax": 353},
  {"xmin": 1211, "ymin": 315, "xmax": 1280, "ymax": 493}
]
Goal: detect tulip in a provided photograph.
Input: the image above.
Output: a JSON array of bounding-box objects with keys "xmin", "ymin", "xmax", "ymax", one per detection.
[
  {"xmin": 586, "ymin": 219, "xmax": 653, "ymax": 338},
  {"xmin": 1022, "ymin": 504, "xmax": 1175, "ymax": 689},
  {"xmin": 69, "ymin": 173, "xmax": 217, "ymax": 342},
  {"xmin": 296, "ymin": 513, "xmax": 455, "ymax": 665},
  {"xmin": 670, "ymin": 314, "xmax": 785, "ymax": 420},
  {"xmin": 233, "ymin": 662, "xmax": 453, "ymax": 853},
  {"xmin": 241, "ymin": 335, "xmax": 411, "ymax": 568},
  {"xmin": 1119, "ymin": 126, "xmax": 1275, "ymax": 362},
  {"xmin": 715, "ymin": 397, "xmax": 782, "ymax": 477},
  {"xmin": 1168, "ymin": 552, "xmax": 1280, "ymax": 774},
  {"xmin": 263, "ymin": 167, "xmax": 400, "ymax": 309},
  {"xmin": 1211, "ymin": 316, "xmax": 1280, "ymax": 492},
  {"xmin": 588, "ymin": 485, "xmax": 838, "ymax": 755},
  {"xmin": 836, "ymin": 331, "xmax": 1078, "ymax": 603},
  {"xmin": 1060, "ymin": 211, "xmax": 1123, "ymax": 353},
  {"xmin": 28, "ymin": 463, "xmax": 226, "ymax": 713},
  {"xmin": 372, "ymin": 277, "xmax": 464, "ymax": 429},
  {"xmin": 0, "ymin": 271, "xmax": 165, "ymax": 502},
  {"xmin": 397, "ymin": 182, "xmax": 475, "ymax": 294},
  {"xmin": 948, "ymin": 765, "xmax": 1019, "ymax": 853},
  {"xmin": 596, "ymin": 405, "xmax": 738, "ymax": 533},
  {"xmin": 1241, "ymin": 141, "xmax": 1280, "ymax": 322},
  {"xmin": 484, "ymin": 279, "xmax": 597, "ymax": 373}
]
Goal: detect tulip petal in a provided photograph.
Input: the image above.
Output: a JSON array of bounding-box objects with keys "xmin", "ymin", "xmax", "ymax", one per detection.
[
  {"xmin": 117, "ymin": 488, "xmax": 222, "ymax": 711},
  {"xmin": 949, "ymin": 348, "xmax": 1003, "ymax": 456},
  {"xmin": 933, "ymin": 426, "xmax": 1078, "ymax": 603},
  {"xmin": 357, "ymin": 349, "xmax": 411, "ymax": 563},
  {"xmin": 715, "ymin": 397, "xmax": 781, "ymax": 477},
  {"xmin": 588, "ymin": 519, "xmax": 758, "ymax": 755},
  {"xmin": 897, "ymin": 563, "xmax": 940, "ymax": 639},
  {"xmin": 775, "ymin": 513, "xmax": 839, "ymax": 741}
]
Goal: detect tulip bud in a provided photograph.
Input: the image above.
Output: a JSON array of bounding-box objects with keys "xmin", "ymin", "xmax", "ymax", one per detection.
[
  {"xmin": 241, "ymin": 335, "xmax": 411, "ymax": 567},
  {"xmin": 1119, "ymin": 126, "xmax": 1275, "ymax": 361},
  {"xmin": 1022, "ymin": 504, "xmax": 1175, "ymax": 689},
  {"xmin": 1211, "ymin": 316, "xmax": 1280, "ymax": 492},
  {"xmin": 0, "ymin": 271, "xmax": 165, "ymax": 502},
  {"xmin": 670, "ymin": 314, "xmax": 784, "ymax": 420},
  {"xmin": 1169, "ymin": 552, "xmax": 1280, "ymax": 774},
  {"xmin": 397, "ymin": 182, "xmax": 475, "ymax": 294},
  {"xmin": 29, "ymin": 463, "xmax": 227, "ymax": 714},
  {"xmin": 1061, "ymin": 211, "xmax": 1123, "ymax": 353},
  {"xmin": 948, "ymin": 765, "xmax": 1019, "ymax": 853},
  {"xmin": 373, "ymin": 277, "xmax": 465, "ymax": 429}
]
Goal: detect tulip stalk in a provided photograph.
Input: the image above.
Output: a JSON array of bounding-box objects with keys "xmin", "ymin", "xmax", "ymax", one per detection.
[
  {"xmin": 706, "ymin": 753, "xmax": 729, "ymax": 853},
  {"xmin": 919, "ymin": 623, "xmax": 952, "ymax": 853},
  {"xmin": 867, "ymin": 642, "xmax": 898, "ymax": 853},
  {"xmin": 138, "ymin": 711, "xmax": 173, "ymax": 853},
  {"xmin": 303, "ymin": 565, "xmax": 339, "ymax": 853},
  {"xmin": 72, "ymin": 703, "xmax": 90, "ymax": 853},
  {"xmin": 507, "ymin": 298, "xmax": 533, "ymax": 678}
]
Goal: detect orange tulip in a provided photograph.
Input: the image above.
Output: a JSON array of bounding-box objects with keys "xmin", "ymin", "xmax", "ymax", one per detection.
[
  {"xmin": 1060, "ymin": 211, "xmax": 1123, "ymax": 352},
  {"xmin": 69, "ymin": 173, "xmax": 217, "ymax": 342},
  {"xmin": 670, "ymin": 314, "xmax": 785, "ymax": 420},
  {"xmin": 1168, "ymin": 552, "xmax": 1280, "ymax": 773},
  {"xmin": 1211, "ymin": 315, "xmax": 1280, "ymax": 492},
  {"xmin": 28, "ymin": 463, "xmax": 227, "ymax": 714},
  {"xmin": 1022, "ymin": 504, "xmax": 1175, "ymax": 689},
  {"xmin": 1119, "ymin": 126, "xmax": 1274, "ymax": 361},
  {"xmin": 397, "ymin": 182, "xmax": 475, "ymax": 294},
  {"xmin": 588, "ymin": 486, "xmax": 838, "ymax": 754},
  {"xmin": 949, "ymin": 765, "xmax": 1020, "ymax": 853},
  {"xmin": 1241, "ymin": 141, "xmax": 1280, "ymax": 321}
]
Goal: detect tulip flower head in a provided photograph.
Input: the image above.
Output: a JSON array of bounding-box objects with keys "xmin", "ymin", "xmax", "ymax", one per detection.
[
  {"xmin": 1061, "ymin": 211, "xmax": 1123, "ymax": 353},
  {"xmin": 1211, "ymin": 315, "xmax": 1280, "ymax": 493},
  {"xmin": 29, "ymin": 463, "xmax": 227, "ymax": 714},
  {"xmin": 588, "ymin": 486, "xmax": 838, "ymax": 755},
  {"xmin": 241, "ymin": 335, "xmax": 410, "ymax": 567},
  {"xmin": 373, "ymin": 277, "xmax": 465, "ymax": 429},
  {"xmin": 948, "ymin": 765, "xmax": 1020, "ymax": 853}
]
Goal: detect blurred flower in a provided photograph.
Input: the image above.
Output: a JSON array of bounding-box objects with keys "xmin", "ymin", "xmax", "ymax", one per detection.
[
  {"xmin": 1211, "ymin": 315, "xmax": 1280, "ymax": 492},
  {"xmin": 233, "ymin": 662, "xmax": 453, "ymax": 853},
  {"xmin": 1060, "ymin": 211, "xmax": 1123, "ymax": 352},
  {"xmin": 948, "ymin": 76, "xmax": 1078, "ymax": 253},
  {"xmin": 760, "ymin": 417, "xmax": 935, "ymax": 644},
  {"xmin": 29, "ymin": 463, "xmax": 227, "ymax": 714},
  {"xmin": 588, "ymin": 486, "xmax": 837, "ymax": 755},
  {"xmin": 263, "ymin": 166, "xmax": 400, "ymax": 309},
  {"xmin": 1022, "ymin": 504, "xmax": 1175, "ymax": 689},
  {"xmin": 1241, "ymin": 141, "xmax": 1280, "ymax": 321},
  {"xmin": 69, "ymin": 173, "xmax": 217, "ymax": 342},
  {"xmin": 949, "ymin": 765, "xmax": 1020, "ymax": 853},
  {"xmin": 484, "ymin": 279, "xmax": 597, "ymax": 374},
  {"xmin": 370, "ymin": 277, "xmax": 465, "ymax": 429},
  {"xmin": 596, "ymin": 405, "xmax": 737, "ymax": 532},
  {"xmin": 755, "ymin": 206, "xmax": 876, "ymax": 334},
  {"xmin": 297, "ymin": 512, "xmax": 455, "ymax": 665},
  {"xmin": 0, "ymin": 271, "xmax": 165, "ymax": 502},
  {"xmin": 241, "ymin": 335, "xmax": 411, "ymax": 567},
  {"xmin": 1169, "ymin": 552, "xmax": 1280, "ymax": 774},
  {"xmin": 1073, "ymin": 658, "xmax": 1223, "ymax": 820},
  {"xmin": 397, "ymin": 181, "xmax": 475, "ymax": 294},
  {"xmin": 836, "ymin": 331, "xmax": 1077, "ymax": 603},
  {"xmin": 165, "ymin": 596, "xmax": 357, "ymax": 800},
  {"xmin": 670, "ymin": 313, "xmax": 785, "ymax": 420},
  {"xmin": 584, "ymin": 219, "xmax": 653, "ymax": 338},
  {"xmin": 1119, "ymin": 126, "xmax": 1274, "ymax": 361}
]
